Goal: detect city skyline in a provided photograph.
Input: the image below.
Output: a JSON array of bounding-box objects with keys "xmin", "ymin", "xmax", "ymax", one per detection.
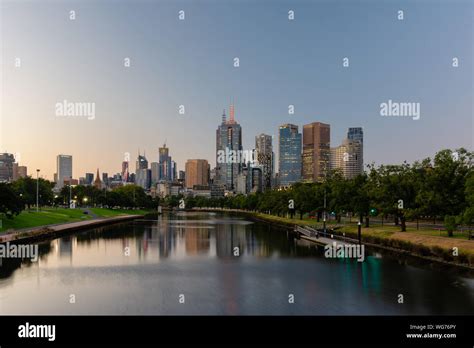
[
  {"xmin": 1, "ymin": 0, "xmax": 472, "ymax": 181},
  {"xmin": 2, "ymin": 114, "xmax": 469, "ymax": 183}
]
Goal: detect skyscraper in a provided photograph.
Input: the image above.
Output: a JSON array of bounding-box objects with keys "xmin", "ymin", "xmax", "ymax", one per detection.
[
  {"xmin": 302, "ymin": 122, "xmax": 330, "ymax": 182},
  {"xmin": 151, "ymin": 162, "xmax": 160, "ymax": 185},
  {"xmin": 136, "ymin": 151, "xmax": 148, "ymax": 172},
  {"xmin": 85, "ymin": 173, "xmax": 94, "ymax": 185},
  {"xmin": 255, "ymin": 133, "xmax": 274, "ymax": 191},
  {"xmin": 171, "ymin": 160, "xmax": 177, "ymax": 182},
  {"xmin": 56, "ymin": 154, "xmax": 73, "ymax": 189},
  {"xmin": 185, "ymin": 159, "xmax": 210, "ymax": 189},
  {"xmin": 330, "ymin": 139, "xmax": 363, "ymax": 179},
  {"xmin": 347, "ymin": 127, "xmax": 363, "ymax": 142},
  {"xmin": 102, "ymin": 172, "xmax": 109, "ymax": 187},
  {"xmin": 347, "ymin": 127, "xmax": 364, "ymax": 171},
  {"xmin": 278, "ymin": 124, "xmax": 302, "ymax": 187},
  {"xmin": 136, "ymin": 152, "xmax": 150, "ymax": 189},
  {"xmin": 121, "ymin": 161, "xmax": 129, "ymax": 183},
  {"xmin": 251, "ymin": 167, "xmax": 263, "ymax": 193},
  {"xmin": 136, "ymin": 168, "xmax": 151, "ymax": 190},
  {"xmin": 215, "ymin": 104, "xmax": 243, "ymax": 191},
  {"xmin": 159, "ymin": 144, "xmax": 173, "ymax": 182},
  {"xmin": 0, "ymin": 153, "xmax": 15, "ymax": 182}
]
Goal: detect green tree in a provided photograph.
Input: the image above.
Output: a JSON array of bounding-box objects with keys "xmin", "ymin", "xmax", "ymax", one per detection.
[{"xmin": 0, "ymin": 183, "xmax": 24, "ymax": 218}]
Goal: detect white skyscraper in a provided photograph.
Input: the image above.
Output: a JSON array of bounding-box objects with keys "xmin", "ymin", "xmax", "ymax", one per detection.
[{"xmin": 56, "ymin": 154, "xmax": 73, "ymax": 189}]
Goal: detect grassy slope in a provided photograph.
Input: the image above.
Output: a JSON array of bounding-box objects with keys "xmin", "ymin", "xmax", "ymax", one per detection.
[{"xmin": 0, "ymin": 207, "xmax": 149, "ymax": 233}]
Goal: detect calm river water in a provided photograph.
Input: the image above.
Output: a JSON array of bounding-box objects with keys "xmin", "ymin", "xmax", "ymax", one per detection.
[{"xmin": 1, "ymin": 212, "xmax": 473, "ymax": 315}]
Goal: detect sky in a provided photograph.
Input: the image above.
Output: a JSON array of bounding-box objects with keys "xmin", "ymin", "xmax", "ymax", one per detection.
[{"xmin": 1, "ymin": 0, "xmax": 472, "ymax": 180}]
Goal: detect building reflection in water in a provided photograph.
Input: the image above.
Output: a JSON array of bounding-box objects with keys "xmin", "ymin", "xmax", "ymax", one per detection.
[
  {"xmin": 58, "ymin": 236, "xmax": 73, "ymax": 262},
  {"xmin": 185, "ymin": 227, "xmax": 210, "ymax": 255}
]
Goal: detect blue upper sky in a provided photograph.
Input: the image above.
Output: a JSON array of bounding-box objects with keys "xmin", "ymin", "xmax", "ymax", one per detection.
[{"xmin": 1, "ymin": 0, "xmax": 472, "ymax": 179}]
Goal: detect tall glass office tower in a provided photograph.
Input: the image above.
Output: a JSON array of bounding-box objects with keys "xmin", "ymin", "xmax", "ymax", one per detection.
[
  {"xmin": 278, "ymin": 124, "xmax": 302, "ymax": 187},
  {"xmin": 347, "ymin": 127, "xmax": 363, "ymax": 174},
  {"xmin": 159, "ymin": 144, "xmax": 172, "ymax": 182},
  {"xmin": 216, "ymin": 104, "xmax": 243, "ymax": 191}
]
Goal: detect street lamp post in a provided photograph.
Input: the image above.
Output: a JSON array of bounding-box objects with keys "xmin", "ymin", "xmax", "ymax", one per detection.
[
  {"xmin": 36, "ymin": 169, "xmax": 40, "ymax": 212},
  {"xmin": 323, "ymin": 188, "xmax": 327, "ymax": 235},
  {"xmin": 69, "ymin": 176, "xmax": 72, "ymax": 208},
  {"xmin": 358, "ymin": 221, "xmax": 362, "ymax": 244}
]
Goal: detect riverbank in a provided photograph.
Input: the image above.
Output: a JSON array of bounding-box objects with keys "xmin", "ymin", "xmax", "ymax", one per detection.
[
  {"xmin": 0, "ymin": 207, "xmax": 151, "ymax": 233},
  {"xmin": 193, "ymin": 208, "xmax": 474, "ymax": 269},
  {"xmin": 0, "ymin": 210, "xmax": 148, "ymax": 244}
]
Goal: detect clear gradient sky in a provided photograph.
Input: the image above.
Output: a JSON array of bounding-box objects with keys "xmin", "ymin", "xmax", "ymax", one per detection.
[{"xmin": 1, "ymin": 0, "xmax": 472, "ymax": 180}]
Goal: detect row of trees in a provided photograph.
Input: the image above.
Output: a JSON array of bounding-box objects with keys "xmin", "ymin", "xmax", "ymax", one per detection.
[
  {"xmin": 0, "ymin": 148, "xmax": 472, "ymax": 236},
  {"xmin": 182, "ymin": 149, "xmax": 473, "ymax": 235},
  {"xmin": 55, "ymin": 184, "xmax": 157, "ymax": 209},
  {"xmin": 0, "ymin": 176, "xmax": 159, "ymax": 219}
]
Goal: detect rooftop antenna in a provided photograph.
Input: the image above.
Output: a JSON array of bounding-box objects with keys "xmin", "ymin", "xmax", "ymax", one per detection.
[{"xmin": 229, "ymin": 97, "xmax": 235, "ymax": 123}]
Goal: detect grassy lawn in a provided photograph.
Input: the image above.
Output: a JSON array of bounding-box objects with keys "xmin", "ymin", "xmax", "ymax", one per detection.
[
  {"xmin": 0, "ymin": 207, "xmax": 150, "ymax": 233},
  {"xmin": 248, "ymin": 211, "xmax": 474, "ymax": 259}
]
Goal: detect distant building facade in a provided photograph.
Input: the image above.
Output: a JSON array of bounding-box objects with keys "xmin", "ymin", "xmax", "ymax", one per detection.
[{"xmin": 12, "ymin": 163, "xmax": 27, "ymax": 181}]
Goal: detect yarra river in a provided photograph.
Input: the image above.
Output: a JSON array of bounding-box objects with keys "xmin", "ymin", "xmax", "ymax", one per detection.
[{"xmin": 0, "ymin": 212, "xmax": 473, "ymax": 315}]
